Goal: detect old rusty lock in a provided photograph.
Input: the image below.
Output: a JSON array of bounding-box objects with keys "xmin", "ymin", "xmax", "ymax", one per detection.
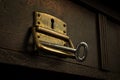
[{"xmin": 32, "ymin": 12, "xmax": 88, "ymax": 62}]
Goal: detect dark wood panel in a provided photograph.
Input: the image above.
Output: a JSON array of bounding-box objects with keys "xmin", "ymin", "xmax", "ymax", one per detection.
[
  {"xmin": 99, "ymin": 13, "xmax": 120, "ymax": 73},
  {"xmin": 0, "ymin": 0, "xmax": 99, "ymax": 68},
  {"xmin": 0, "ymin": 48, "xmax": 106, "ymax": 79},
  {"xmin": 79, "ymin": 0, "xmax": 120, "ymax": 22},
  {"xmin": 0, "ymin": 63, "xmax": 101, "ymax": 80},
  {"xmin": 0, "ymin": 0, "xmax": 34, "ymax": 50},
  {"xmin": 98, "ymin": 14, "xmax": 109, "ymax": 70},
  {"xmin": 107, "ymin": 19, "xmax": 120, "ymax": 72},
  {"xmin": 0, "ymin": 48, "xmax": 120, "ymax": 80}
]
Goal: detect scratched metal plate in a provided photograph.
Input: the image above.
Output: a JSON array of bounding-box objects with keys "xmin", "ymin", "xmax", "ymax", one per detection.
[{"xmin": 35, "ymin": 12, "xmax": 67, "ymax": 46}]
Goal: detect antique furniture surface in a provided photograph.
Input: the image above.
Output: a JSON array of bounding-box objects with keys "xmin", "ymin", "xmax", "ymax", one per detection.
[{"xmin": 0, "ymin": 0, "xmax": 120, "ymax": 80}]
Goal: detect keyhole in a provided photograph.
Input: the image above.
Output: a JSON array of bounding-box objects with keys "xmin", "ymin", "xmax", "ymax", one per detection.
[{"xmin": 51, "ymin": 19, "xmax": 54, "ymax": 29}]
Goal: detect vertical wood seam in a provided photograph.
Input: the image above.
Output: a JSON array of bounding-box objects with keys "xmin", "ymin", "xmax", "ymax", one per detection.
[{"xmin": 98, "ymin": 14, "xmax": 109, "ymax": 70}]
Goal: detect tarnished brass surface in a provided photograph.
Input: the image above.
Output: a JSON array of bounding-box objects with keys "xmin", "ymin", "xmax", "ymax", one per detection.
[
  {"xmin": 33, "ymin": 12, "xmax": 74, "ymax": 57},
  {"xmin": 35, "ymin": 12, "xmax": 67, "ymax": 46}
]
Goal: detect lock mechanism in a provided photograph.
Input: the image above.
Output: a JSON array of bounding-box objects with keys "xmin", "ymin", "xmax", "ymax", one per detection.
[{"xmin": 32, "ymin": 12, "xmax": 88, "ymax": 62}]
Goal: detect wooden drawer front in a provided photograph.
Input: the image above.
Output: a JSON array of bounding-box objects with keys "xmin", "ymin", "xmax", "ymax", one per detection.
[
  {"xmin": 0, "ymin": 0, "xmax": 99, "ymax": 68},
  {"xmin": 99, "ymin": 14, "xmax": 120, "ymax": 72}
]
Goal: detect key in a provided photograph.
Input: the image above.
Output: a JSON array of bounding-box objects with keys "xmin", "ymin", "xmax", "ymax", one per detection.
[{"xmin": 40, "ymin": 41, "xmax": 88, "ymax": 61}]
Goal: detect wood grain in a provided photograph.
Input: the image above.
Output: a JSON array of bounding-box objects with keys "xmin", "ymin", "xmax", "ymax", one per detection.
[
  {"xmin": 0, "ymin": 0, "xmax": 99, "ymax": 68},
  {"xmin": 98, "ymin": 14, "xmax": 109, "ymax": 70}
]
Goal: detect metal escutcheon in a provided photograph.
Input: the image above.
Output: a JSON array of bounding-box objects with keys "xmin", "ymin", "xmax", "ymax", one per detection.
[{"xmin": 32, "ymin": 12, "xmax": 88, "ymax": 62}]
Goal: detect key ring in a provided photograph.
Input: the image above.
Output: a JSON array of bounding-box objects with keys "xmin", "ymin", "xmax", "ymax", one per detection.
[{"xmin": 75, "ymin": 42, "xmax": 88, "ymax": 62}]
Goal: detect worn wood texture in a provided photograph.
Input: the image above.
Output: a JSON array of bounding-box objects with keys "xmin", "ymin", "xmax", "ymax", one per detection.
[
  {"xmin": 0, "ymin": 0, "xmax": 99, "ymax": 68},
  {"xmin": 0, "ymin": 48, "xmax": 108, "ymax": 79},
  {"xmin": 98, "ymin": 14, "xmax": 109, "ymax": 70},
  {"xmin": 107, "ymin": 18, "xmax": 120, "ymax": 73},
  {"xmin": 99, "ymin": 14, "xmax": 120, "ymax": 73},
  {"xmin": 0, "ymin": 0, "xmax": 120, "ymax": 79},
  {"xmin": 0, "ymin": 62, "xmax": 101, "ymax": 80},
  {"xmin": 0, "ymin": 48, "xmax": 120, "ymax": 80},
  {"xmin": 79, "ymin": 0, "xmax": 120, "ymax": 22}
]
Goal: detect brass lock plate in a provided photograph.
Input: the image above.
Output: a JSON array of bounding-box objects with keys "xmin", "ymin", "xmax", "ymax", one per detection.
[
  {"xmin": 35, "ymin": 12, "xmax": 67, "ymax": 46},
  {"xmin": 33, "ymin": 12, "xmax": 74, "ymax": 56},
  {"xmin": 32, "ymin": 12, "xmax": 88, "ymax": 61}
]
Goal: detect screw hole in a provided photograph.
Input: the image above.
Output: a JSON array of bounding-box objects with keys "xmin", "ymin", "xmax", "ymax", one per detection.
[
  {"xmin": 63, "ymin": 31, "xmax": 66, "ymax": 33},
  {"xmin": 38, "ymin": 36, "xmax": 40, "ymax": 38},
  {"xmin": 38, "ymin": 14, "xmax": 40, "ymax": 17},
  {"xmin": 64, "ymin": 43, "xmax": 67, "ymax": 46},
  {"xmin": 63, "ymin": 24, "xmax": 66, "ymax": 27},
  {"xmin": 37, "ymin": 21, "xmax": 40, "ymax": 24}
]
